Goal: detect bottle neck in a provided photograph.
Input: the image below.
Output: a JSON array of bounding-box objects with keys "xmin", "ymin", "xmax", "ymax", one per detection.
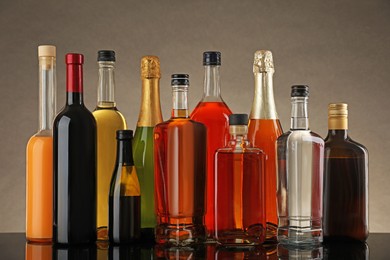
[
  {"xmin": 66, "ymin": 63, "xmax": 84, "ymax": 105},
  {"xmin": 137, "ymin": 78, "xmax": 163, "ymax": 127},
  {"xmin": 250, "ymin": 71, "xmax": 278, "ymax": 119},
  {"xmin": 202, "ymin": 65, "xmax": 223, "ymax": 102},
  {"xmin": 171, "ymin": 86, "xmax": 189, "ymax": 118},
  {"xmin": 38, "ymin": 57, "xmax": 56, "ymax": 132},
  {"xmin": 116, "ymin": 139, "xmax": 134, "ymax": 165},
  {"xmin": 290, "ymin": 97, "xmax": 309, "ymax": 130},
  {"xmin": 228, "ymin": 125, "xmax": 249, "ymax": 149},
  {"xmin": 328, "ymin": 115, "xmax": 348, "ymax": 139},
  {"xmin": 97, "ymin": 61, "xmax": 116, "ymax": 108}
]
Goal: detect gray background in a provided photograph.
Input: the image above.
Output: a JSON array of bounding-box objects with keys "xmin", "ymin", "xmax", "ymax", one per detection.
[{"xmin": 0, "ymin": 0, "xmax": 389, "ymax": 233}]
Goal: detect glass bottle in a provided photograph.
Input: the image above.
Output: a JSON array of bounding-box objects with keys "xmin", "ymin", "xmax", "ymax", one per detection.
[
  {"xmin": 109, "ymin": 130, "xmax": 141, "ymax": 244},
  {"xmin": 154, "ymin": 74, "xmax": 207, "ymax": 246},
  {"xmin": 323, "ymin": 103, "xmax": 369, "ymax": 242},
  {"xmin": 190, "ymin": 51, "xmax": 232, "ymax": 238},
  {"xmin": 53, "ymin": 53, "xmax": 97, "ymax": 245},
  {"xmin": 92, "ymin": 50, "xmax": 127, "ymax": 241},
  {"xmin": 247, "ymin": 50, "xmax": 283, "ymax": 242},
  {"xmin": 25, "ymin": 242, "xmax": 52, "ymax": 260},
  {"xmin": 26, "ymin": 45, "xmax": 56, "ymax": 242},
  {"xmin": 276, "ymin": 85, "xmax": 324, "ymax": 245},
  {"xmin": 214, "ymin": 114, "xmax": 266, "ymax": 246},
  {"xmin": 133, "ymin": 55, "xmax": 163, "ymax": 241}
]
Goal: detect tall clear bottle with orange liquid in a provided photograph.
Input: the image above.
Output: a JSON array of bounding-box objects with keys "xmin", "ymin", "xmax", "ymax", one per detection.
[
  {"xmin": 26, "ymin": 45, "xmax": 56, "ymax": 242},
  {"xmin": 190, "ymin": 51, "xmax": 232, "ymax": 239},
  {"xmin": 247, "ymin": 50, "xmax": 283, "ymax": 242}
]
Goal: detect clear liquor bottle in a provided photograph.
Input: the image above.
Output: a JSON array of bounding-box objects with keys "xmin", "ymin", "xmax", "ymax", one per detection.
[
  {"xmin": 190, "ymin": 51, "xmax": 232, "ymax": 238},
  {"xmin": 154, "ymin": 74, "xmax": 207, "ymax": 246},
  {"xmin": 247, "ymin": 50, "xmax": 283, "ymax": 242},
  {"xmin": 323, "ymin": 103, "xmax": 369, "ymax": 242},
  {"xmin": 276, "ymin": 85, "xmax": 324, "ymax": 245},
  {"xmin": 214, "ymin": 114, "xmax": 266, "ymax": 246},
  {"xmin": 133, "ymin": 56, "xmax": 163, "ymax": 241},
  {"xmin": 26, "ymin": 45, "xmax": 56, "ymax": 243},
  {"xmin": 92, "ymin": 50, "xmax": 127, "ymax": 241}
]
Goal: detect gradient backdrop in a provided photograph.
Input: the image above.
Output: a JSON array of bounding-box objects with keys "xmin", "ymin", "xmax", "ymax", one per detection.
[{"xmin": 0, "ymin": 0, "xmax": 389, "ymax": 233}]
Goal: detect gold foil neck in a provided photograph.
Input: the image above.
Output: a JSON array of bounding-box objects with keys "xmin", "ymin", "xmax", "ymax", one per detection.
[
  {"xmin": 141, "ymin": 56, "xmax": 161, "ymax": 79},
  {"xmin": 328, "ymin": 103, "xmax": 348, "ymax": 129},
  {"xmin": 253, "ymin": 50, "xmax": 274, "ymax": 73}
]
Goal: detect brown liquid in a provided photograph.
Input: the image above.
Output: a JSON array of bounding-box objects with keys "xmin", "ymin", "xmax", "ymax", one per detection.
[{"xmin": 323, "ymin": 131, "xmax": 368, "ymax": 242}]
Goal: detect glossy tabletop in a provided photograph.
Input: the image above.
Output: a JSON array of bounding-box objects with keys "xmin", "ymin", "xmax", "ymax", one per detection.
[{"xmin": 0, "ymin": 233, "xmax": 387, "ymax": 259}]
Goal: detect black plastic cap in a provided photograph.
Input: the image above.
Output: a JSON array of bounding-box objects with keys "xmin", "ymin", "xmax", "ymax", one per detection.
[
  {"xmin": 116, "ymin": 130, "xmax": 133, "ymax": 140},
  {"xmin": 203, "ymin": 51, "xmax": 221, "ymax": 65},
  {"xmin": 98, "ymin": 50, "xmax": 116, "ymax": 62},
  {"xmin": 229, "ymin": 114, "xmax": 249, "ymax": 125},
  {"xmin": 171, "ymin": 74, "xmax": 189, "ymax": 85},
  {"xmin": 291, "ymin": 85, "xmax": 309, "ymax": 97}
]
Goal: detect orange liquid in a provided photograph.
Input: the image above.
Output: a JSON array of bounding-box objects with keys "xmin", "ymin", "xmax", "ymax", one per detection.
[
  {"xmin": 190, "ymin": 101, "xmax": 232, "ymax": 237},
  {"xmin": 25, "ymin": 242, "xmax": 52, "ymax": 260},
  {"xmin": 247, "ymin": 119, "xmax": 283, "ymax": 240},
  {"xmin": 26, "ymin": 135, "xmax": 53, "ymax": 242},
  {"xmin": 154, "ymin": 117, "xmax": 207, "ymax": 244}
]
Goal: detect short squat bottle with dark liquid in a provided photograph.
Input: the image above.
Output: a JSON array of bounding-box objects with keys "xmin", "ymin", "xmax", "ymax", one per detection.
[
  {"xmin": 109, "ymin": 130, "xmax": 141, "ymax": 244},
  {"xmin": 53, "ymin": 53, "xmax": 97, "ymax": 245},
  {"xmin": 323, "ymin": 103, "xmax": 369, "ymax": 242}
]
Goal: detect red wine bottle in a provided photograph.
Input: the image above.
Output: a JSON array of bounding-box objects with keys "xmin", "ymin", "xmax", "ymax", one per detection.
[{"xmin": 53, "ymin": 53, "xmax": 97, "ymax": 244}]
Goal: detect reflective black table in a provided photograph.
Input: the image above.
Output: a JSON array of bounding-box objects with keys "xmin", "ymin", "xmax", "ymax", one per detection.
[{"xmin": 0, "ymin": 233, "xmax": 387, "ymax": 259}]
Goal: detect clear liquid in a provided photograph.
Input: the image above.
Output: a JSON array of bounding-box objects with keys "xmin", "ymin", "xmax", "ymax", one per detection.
[{"xmin": 277, "ymin": 130, "xmax": 324, "ymax": 245}]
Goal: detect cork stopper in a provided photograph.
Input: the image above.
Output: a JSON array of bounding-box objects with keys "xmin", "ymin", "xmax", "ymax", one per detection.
[
  {"xmin": 328, "ymin": 103, "xmax": 348, "ymax": 129},
  {"xmin": 141, "ymin": 56, "xmax": 161, "ymax": 79},
  {"xmin": 253, "ymin": 50, "xmax": 274, "ymax": 73},
  {"xmin": 38, "ymin": 45, "xmax": 56, "ymax": 57}
]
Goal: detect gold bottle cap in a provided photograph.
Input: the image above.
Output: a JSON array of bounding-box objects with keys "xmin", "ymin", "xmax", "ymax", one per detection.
[
  {"xmin": 38, "ymin": 45, "xmax": 56, "ymax": 57},
  {"xmin": 141, "ymin": 55, "xmax": 160, "ymax": 79},
  {"xmin": 253, "ymin": 50, "xmax": 274, "ymax": 73},
  {"xmin": 328, "ymin": 103, "xmax": 348, "ymax": 129}
]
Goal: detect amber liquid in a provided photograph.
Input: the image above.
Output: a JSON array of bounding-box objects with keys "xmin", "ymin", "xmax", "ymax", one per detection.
[
  {"xmin": 190, "ymin": 101, "xmax": 232, "ymax": 236},
  {"xmin": 248, "ymin": 119, "xmax": 283, "ymax": 241},
  {"xmin": 214, "ymin": 151, "xmax": 266, "ymax": 245},
  {"xmin": 323, "ymin": 131, "xmax": 369, "ymax": 242},
  {"xmin": 154, "ymin": 116, "xmax": 207, "ymax": 245},
  {"xmin": 26, "ymin": 135, "xmax": 53, "ymax": 242}
]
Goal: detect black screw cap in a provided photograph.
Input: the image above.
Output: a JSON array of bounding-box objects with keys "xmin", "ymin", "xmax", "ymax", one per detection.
[
  {"xmin": 291, "ymin": 85, "xmax": 309, "ymax": 97},
  {"xmin": 203, "ymin": 51, "xmax": 221, "ymax": 66},
  {"xmin": 116, "ymin": 130, "xmax": 133, "ymax": 140},
  {"xmin": 171, "ymin": 74, "xmax": 189, "ymax": 85},
  {"xmin": 229, "ymin": 114, "xmax": 249, "ymax": 125},
  {"xmin": 98, "ymin": 50, "xmax": 115, "ymax": 62}
]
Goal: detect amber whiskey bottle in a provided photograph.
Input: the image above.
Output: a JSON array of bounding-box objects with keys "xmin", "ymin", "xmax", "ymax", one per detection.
[
  {"xmin": 323, "ymin": 103, "xmax": 369, "ymax": 242},
  {"xmin": 154, "ymin": 74, "xmax": 207, "ymax": 246}
]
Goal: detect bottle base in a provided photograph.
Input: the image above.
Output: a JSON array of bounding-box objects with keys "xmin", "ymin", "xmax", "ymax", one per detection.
[
  {"xmin": 26, "ymin": 237, "xmax": 52, "ymax": 244},
  {"xmin": 265, "ymin": 222, "xmax": 278, "ymax": 243},
  {"xmin": 156, "ymin": 223, "xmax": 206, "ymax": 246},
  {"xmin": 277, "ymin": 226, "xmax": 323, "ymax": 246},
  {"xmin": 215, "ymin": 224, "xmax": 265, "ymax": 246}
]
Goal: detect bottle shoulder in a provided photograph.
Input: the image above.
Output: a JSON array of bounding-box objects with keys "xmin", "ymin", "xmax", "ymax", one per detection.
[
  {"xmin": 92, "ymin": 107, "xmax": 127, "ymax": 125},
  {"xmin": 277, "ymin": 130, "xmax": 324, "ymax": 144},
  {"xmin": 54, "ymin": 105, "xmax": 96, "ymax": 128},
  {"xmin": 325, "ymin": 136, "xmax": 368, "ymax": 157},
  {"xmin": 190, "ymin": 101, "xmax": 232, "ymax": 119},
  {"xmin": 155, "ymin": 118, "xmax": 206, "ymax": 130},
  {"xmin": 216, "ymin": 146, "xmax": 264, "ymax": 155}
]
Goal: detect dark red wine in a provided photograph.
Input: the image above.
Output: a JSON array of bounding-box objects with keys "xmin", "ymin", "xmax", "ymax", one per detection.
[
  {"xmin": 53, "ymin": 54, "xmax": 97, "ymax": 244},
  {"xmin": 109, "ymin": 196, "xmax": 141, "ymax": 244}
]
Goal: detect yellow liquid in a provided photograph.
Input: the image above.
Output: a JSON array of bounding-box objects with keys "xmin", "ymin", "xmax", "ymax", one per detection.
[{"xmin": 93, "ymin": 104, "xmax": 127, "ymax": 240}]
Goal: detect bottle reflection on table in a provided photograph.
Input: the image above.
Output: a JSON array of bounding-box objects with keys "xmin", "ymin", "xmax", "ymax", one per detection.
[
  {"xmin": 53, "ymin": 244, "xmax": 97, "ymax": 260},
  {"xmin": 155, "ymin": 244, "xmax": 206, "ymax": 259},
  {"xmin": 277, "ymin": 244, "xmax": 323, "ymax": 260},
  {"xmin": 215, "ymin": 245, "xmax": 267, "ymax": 259},
  {"xmin": 323, "ymin": 241, "xmax": 369, "ymax": 260},
  {"xmin": 25, "ymin": 242, "xmax": 52, "ymax": 260}
]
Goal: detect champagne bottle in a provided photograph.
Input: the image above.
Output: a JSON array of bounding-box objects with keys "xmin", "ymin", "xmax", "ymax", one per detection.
[
  {"xmin": 93, "ymin": 50, "xmax": 127, "ymax": 241},
  {"xmin": 26, "ymin": 45, "xmax": 56, "ymax": 242},
  {"xmin": 53, "ymin": 53, "xmax": 97, "ymax": 244},
  {"xmin": 247, "ymin": 50, "xmax": 283, "ymax": 242},
  {"xmin": 133, "ymin": 56, "xmax": 163, "ymax": 241}
]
